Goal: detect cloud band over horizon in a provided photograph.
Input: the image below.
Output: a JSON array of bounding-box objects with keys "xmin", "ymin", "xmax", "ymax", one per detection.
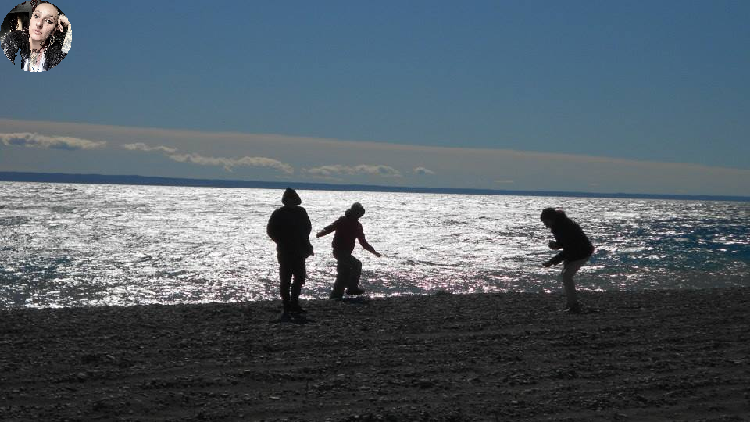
[{"xmin": 1, "ymin": 119, "xmax": 748, "ymax": 197}]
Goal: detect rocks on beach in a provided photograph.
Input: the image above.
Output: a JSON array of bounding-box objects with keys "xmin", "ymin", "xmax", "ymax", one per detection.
[{"xmin": 1, "ymin": 289, "xmax": 749, "ymax": 421}]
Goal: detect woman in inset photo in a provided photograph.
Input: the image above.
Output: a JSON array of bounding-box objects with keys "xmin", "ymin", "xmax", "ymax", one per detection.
[{"xmin": 1, "ymin": 1, "xmax": 71, "ymax": 72}]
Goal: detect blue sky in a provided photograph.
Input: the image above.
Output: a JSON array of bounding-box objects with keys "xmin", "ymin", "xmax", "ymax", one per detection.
[{"xmin": 1, "ymin": 0, "xmax": 749, "ymax": 195}]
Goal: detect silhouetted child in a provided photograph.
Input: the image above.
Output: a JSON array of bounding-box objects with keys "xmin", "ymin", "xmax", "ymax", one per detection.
[
  {"xmin": 316, "ymin": 202, "xmax": 381, "ymax": 299},
  {"xmin": 267, "ymin": 188, "xmax": 313, "ymax": 318},
  {"xmin": 541, "ymin": 208, "xmax": 595, "ymax": 313}
]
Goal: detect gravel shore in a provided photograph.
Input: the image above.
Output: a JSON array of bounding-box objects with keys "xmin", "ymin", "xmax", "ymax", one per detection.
[{"xmin": 2, "ymin": 289, "xmax": 749, "ymax": 421}]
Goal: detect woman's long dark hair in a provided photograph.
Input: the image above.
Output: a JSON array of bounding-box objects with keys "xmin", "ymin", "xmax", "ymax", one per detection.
[{"xmin": 32, "ymin": 0, "xmax": 67, "ymax": 70}]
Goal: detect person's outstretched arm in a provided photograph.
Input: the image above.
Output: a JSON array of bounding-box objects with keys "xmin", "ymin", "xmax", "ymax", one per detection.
[
  {"xmin": 543, "ymin": 239, "xmax": 565, "ymax": 266},
  {"xmin": 358, "ymin": 233, "xmax": 381, "ymax": 257},
  {"xmin": 316, "ymin": 221, "xmax": 336, "ymax": 238},
  {"xmin": 542, "ymin": 251, "xmax": 565, "ymax": 267}
]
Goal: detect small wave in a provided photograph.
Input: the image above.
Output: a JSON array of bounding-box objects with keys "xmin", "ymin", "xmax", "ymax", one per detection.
[
  {"xmin": 0, "ymin": 216, "xmax": 31, "ymax": 226},
  {"xmin": 443, "ymin": 219, "xmax": 468, "ymax": 226},
  {"xmin": 404, "ymin": 259, "xmax": 457, "ymax": 268},
  {"xmin": 49, "ymin": 206, "xmax": 78, "ymax": 214}
]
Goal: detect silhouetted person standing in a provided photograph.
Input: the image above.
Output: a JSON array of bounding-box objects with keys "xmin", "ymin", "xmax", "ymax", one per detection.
[
  {"xmin": 267, "ymin": 188, "xmax": 313, "ymax": 317},
  {"xmin": 317, "ymin": 202, "xmax": 381, "ymax": 299},
  {"xmin": 541, "ymin": 208, "xmax": 595, "ymax": 313}
]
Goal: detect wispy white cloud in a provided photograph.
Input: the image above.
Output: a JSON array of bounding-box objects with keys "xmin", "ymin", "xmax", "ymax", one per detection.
[
  {"xmin": 122, "ymin": 143, "xmax": 177, "ymax": 154},
  {"xmin": 0, "ymin": 132, "xmax": 105, "ymax": 150},
  {"xmin": 168, "ymin": 153, "xmax": 294, "ymax": 174},
  {"xmin": 306, "ymin": 164, "xmax": 402, "ymax": 178},
  {"xmin": 122, "ymin": 141, "xmax": 293, "ymax": 174},
  {"xmin": 414, "ymin": 166, "xmax": 435, "ymax": 175}
]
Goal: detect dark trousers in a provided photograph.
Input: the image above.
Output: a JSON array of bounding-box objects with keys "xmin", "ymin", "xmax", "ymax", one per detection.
[
  {"xmin": 331, "ymin": 249, "xmax": 362, "ymax": 297},
  {"xmin": 278, "ymin": 253, "xmax": 306, "ymax": 307},
  {"xmin": 561, "ymin": 257, "xmax": 588, "ymax": 308}
]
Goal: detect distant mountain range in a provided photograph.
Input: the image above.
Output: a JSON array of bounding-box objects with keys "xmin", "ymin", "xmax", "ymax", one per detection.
[{"xmin": 1, "ymin": 171, "xmax": 748, "ymax": 202}]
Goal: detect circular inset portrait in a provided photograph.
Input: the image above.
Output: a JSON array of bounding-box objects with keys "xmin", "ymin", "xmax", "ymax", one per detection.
[{"xmin": 1, "ymin": 1, "xmax": 71, "ymax": 72}]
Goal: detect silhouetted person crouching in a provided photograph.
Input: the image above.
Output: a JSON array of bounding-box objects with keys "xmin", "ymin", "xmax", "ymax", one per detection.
[
  {"xmin": 541, "ymin": 208, "xmax": 595, "ymax": 313},
  {"xmin": 317, "ymin": 202, "xmax": 381, "ymax": 299},
  {"xmin": 267, "ymin": 188, "xmax": 313, "ymax": 317}
]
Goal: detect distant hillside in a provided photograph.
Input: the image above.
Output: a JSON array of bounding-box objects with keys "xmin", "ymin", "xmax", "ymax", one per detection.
[{"xmin": 1, "ymin": 171, "xmax": 748, "ymax": 202}]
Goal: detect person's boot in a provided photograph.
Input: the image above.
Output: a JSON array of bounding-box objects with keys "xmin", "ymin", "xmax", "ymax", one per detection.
[
  {"xmin": 290, "ymin": 284, "xmax": 305, "ymax": 313},
  {"xmin": 564, "ymin": 303, "xmax": 582, "ymax": 313},
  {"xmin": 289, "ymin": 282, "xmax": 307, "ymax": 314},
  {"xmin": 289, "ymin": 299, "xmax": 306, "ymax": 314},
  {"xmin": 330, "ymin": 278, "xmax": 345, "ymax": 299},
  {"xmin": 280, "ymin": 300, "xmax": 292, "ymax": 320},
  {"xmin": 345, "ymin": 286, "xmax": 365, "ymax": 296}
]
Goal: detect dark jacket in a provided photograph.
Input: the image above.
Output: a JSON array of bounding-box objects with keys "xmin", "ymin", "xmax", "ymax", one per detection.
[
  {"xmin": 267, "ymin": 205, "xmax": 313, "ymax": 259},
  {"xmin": 549, "ymin": 217, "xmax": 595, "ymax": 265},
  {"xmin": 2, "ymin": 30, "xmax": 67, "ymax": 71},
  {"xmin": 319, "ymin": 215, "xmax": 374, "ymax": 255}
]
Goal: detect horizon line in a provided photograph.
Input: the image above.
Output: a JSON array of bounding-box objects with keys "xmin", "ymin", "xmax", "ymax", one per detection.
[{"xmin": 2, "ymin": 171, "xmax": 749, "ymax": 203}]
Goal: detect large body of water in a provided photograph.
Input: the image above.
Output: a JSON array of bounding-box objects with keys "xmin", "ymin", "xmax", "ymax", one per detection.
[{"xmin": 1, "ymin": 181, "xmax": 748, "ymax": 308}]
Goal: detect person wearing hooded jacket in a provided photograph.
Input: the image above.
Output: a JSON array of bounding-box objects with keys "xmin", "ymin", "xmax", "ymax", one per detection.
[
  {"xmin": 317, "ymin": 202, "xmax": 381, "ymax": 299},
  {"xmin": 541, "ymin": 207, "xmax": 595, "ymax": 313},
  {"xmin": 267, "ymin": 188, "xmax": 313, "ymax": 316}
]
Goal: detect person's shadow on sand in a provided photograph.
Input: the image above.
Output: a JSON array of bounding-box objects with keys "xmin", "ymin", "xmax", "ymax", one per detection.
[
  {"xmin": 269, "ymin": 314, "xmax": 314, "ymax": 324},
  {"xmin": 339, "ymin": 296, "xmax": 370, "ymax": 305}
]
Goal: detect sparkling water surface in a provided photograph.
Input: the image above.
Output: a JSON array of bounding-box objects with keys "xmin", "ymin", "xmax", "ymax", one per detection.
[{"xmin": 1, "ymin": 182, "xmax": 748, "ymax": 308}]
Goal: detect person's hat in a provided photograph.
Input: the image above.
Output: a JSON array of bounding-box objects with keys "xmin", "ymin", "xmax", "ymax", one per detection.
[
  {"xmin": 282, "ymin": 188, "xmax": 302, "ymax": 206},
  {"xmin": 349, "ymin": 202, "xmax": 365, "ymax": 216}
]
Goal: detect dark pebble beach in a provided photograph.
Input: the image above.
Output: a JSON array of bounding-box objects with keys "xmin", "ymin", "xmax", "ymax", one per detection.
[{"xmin": 2, "ymin": 288, "xmax": 749, "ymax": 421}]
